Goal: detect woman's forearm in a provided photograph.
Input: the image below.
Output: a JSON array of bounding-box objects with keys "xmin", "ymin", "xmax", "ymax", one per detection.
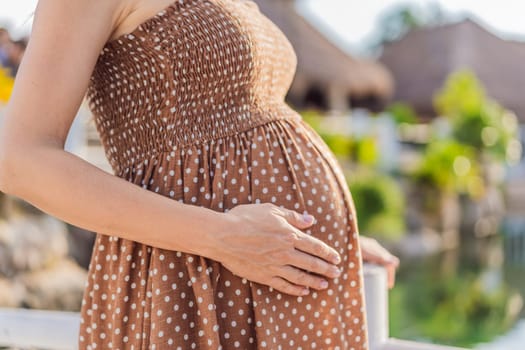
[{"xmin": 0, "ymin": 145, "xmax": 226, "ymax": 258}]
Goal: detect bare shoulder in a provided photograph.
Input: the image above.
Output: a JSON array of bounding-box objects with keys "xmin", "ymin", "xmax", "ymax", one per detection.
[
  {"xmin": 109, "ymin": 0, "xmax": 180, "ymax": 42},
  {"xmin": 32, "ymin": 0, "xmax": 127, "ymax": 48}
]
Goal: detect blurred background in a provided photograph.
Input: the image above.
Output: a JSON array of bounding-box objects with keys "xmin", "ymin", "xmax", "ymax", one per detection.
[{"xmin": 1, "ymin": 0, "xmax": 525, "ymax": 349}]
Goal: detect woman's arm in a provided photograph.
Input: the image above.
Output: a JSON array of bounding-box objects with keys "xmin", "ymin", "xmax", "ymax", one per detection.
[{"xmin": 0, "ymin": 0, "xmax": 342, "ymax": 296}]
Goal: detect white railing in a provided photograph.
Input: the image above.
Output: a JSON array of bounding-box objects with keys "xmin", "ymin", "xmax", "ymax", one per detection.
[{"xmin": 0, "ymin": 264, "xmax": 467, "ymax": 350}]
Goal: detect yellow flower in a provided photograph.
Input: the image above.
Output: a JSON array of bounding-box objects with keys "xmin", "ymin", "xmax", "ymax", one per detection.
[{"xmin": 0, "ymin": 66, "xmax": 14, "ymax": 104}]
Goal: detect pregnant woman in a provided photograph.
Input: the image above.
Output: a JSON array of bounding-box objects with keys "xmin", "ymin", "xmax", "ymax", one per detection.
[{"xmin": 0, "ymin": 0, "xmax": 399, "ymax": 348}]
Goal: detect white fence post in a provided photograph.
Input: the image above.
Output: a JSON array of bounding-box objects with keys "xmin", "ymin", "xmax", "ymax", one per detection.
[{"xmin": 363, "ymin": 263, "xmax": 390, "ymax": 349}]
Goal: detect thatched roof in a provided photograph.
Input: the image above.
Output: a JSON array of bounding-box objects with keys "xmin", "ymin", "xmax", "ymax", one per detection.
[
  {"xmin": 380, "ymin": 18, "xmax": 525, "ymax": 121},
  {"xmin": 253, "ymin": 0, "xmax": 393, "ymax": 99}
]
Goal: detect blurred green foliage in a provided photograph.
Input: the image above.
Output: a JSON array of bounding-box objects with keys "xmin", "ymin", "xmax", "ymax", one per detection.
[
  {"xmin": 347, "ymin": 170, "xmax": 406, "ymax": 240},
  {"xmin": 412, "ymin": 139, "xmax": 483, "ymax": 198},
  {"xmin": 433, "ymin": 70, "xmax": 521, "ymax": 163},
  {"xmin": 433, "ymin": 70, "xmax": 486, "ymax": 118},
  {"xmin": 390, "ymin": 249, "xmax": 521, "ymax": 347},
  {"xmin": 301, "ymin": 109, "xmax": 380, "ymax": 165},
  {"xmin": 318, "ymin": 132, "xmax": 353, "ymax": 158},
  {"xmin": 354, "ymin": 136, "xmax": 379, "ymax": 166},
  {"xmin": 300, "ymin": 109, "xmax": 324, "ymax": 131},
  {"xmin": 408, "ymin": 69, "xmax": 521, "ymax": 200},
  {"xmin": 386, "ymin": 102, "xmax": 419, "ymax": 125}
]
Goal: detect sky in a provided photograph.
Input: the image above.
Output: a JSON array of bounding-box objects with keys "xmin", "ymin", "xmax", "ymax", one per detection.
[{"xmin": 2, "ymin": 0, "xmax": 525, "ymax": 55}]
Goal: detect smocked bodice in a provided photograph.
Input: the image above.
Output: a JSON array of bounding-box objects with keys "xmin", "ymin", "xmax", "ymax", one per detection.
[{"xmin": 86, "ymin": 0, "xmax": 299, "ymax": 175}]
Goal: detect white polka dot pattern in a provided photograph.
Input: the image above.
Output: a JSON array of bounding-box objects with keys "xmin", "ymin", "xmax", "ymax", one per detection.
[{"xmin": 80, "ymin": 0, "xmax": 368, "ymax": 349}]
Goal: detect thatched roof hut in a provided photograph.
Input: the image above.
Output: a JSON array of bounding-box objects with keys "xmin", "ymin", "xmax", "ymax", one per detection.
[
  {"xmin": 253, "ymin": 0, "xmax": 393, "ymax": 112},
  {"xmin": 380, "ymin": 18, "xmax": 525, "ymax": 122}
]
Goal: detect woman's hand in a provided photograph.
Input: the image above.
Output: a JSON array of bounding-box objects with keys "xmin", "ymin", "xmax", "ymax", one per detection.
[
  {"xmin": 209, "ymin": 203, "xmax": 342, "ymax": 297},
  {"xmin": 359, "ymin": 236, "xmax": 400, "ymax": 289}
]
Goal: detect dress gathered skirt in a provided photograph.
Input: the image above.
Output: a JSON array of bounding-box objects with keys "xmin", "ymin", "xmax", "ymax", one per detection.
[{"xmin": 79, "ymin": 0, "xmax": 368, "ymax": 348}]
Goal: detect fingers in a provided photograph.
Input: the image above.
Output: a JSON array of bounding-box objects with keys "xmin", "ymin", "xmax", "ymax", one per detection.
[
  {"xmin": 277, "ymin": 206, "xmax": 315, "ymax": 230},
  {"xmin": 359, "ymin": 236, "xmax": 399, "ymax": 288},
  {"xmin": 277, "ymin": 265, "xmax": 331, "ymax": 291},
  {"xmin": 387, "ymin": 264, "xmax": 397, "ymax": 289},
  {"xmin": 287, "ymin": 249, "xmax": 341, "ymax": 280},
  {"xmin": 389, "ymin": 256, "xmax": 400, "ymax": 268},
  {"xmin": 293, "ymin": 230, "xmax": 341, "ymax": 265},
  {"xmin": 274, "ymin": 205, "xmax": 340, "ymax": 264},
  {"xmin": 368, "ymin": 253, "xmax": 399, "ymax": 269},
  {"xmin": 360, "ymin": 236, "xmax": 400, "ymax": 267},
  {"xmin": 268, "ymin": 276, "xmax": 310, "ymax": 296}
]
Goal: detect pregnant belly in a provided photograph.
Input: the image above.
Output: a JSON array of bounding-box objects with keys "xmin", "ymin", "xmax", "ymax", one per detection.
[{"xmin": 121, "ymin": 116, "xmax": 358, "ymax": 257}]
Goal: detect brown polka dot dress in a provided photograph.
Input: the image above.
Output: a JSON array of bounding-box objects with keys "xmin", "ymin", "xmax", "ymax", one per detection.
[{"xmin": 79, "ymin": 0, "xmax": 369, "ymax": 349}]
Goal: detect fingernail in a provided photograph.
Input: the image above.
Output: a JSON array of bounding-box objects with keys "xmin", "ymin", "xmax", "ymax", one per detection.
[
  {"xmin": 332, "ymin": 266, "xmax": 342, "ymax": 277},
  {"xmin": 388, "ymin": 257, "xmax": 400, "ymax": 266},
  {"xmin": 302, "ymin": 288, "xmax": 310, "ymax": 295},
  {"xmin": 333, "ymin": 254, "xmax": 341, "ymax": 264},
  {"xmin": 303, "ymin": 212, "xmax": 314, "ymax": 224},
  {"xmin": 320, "ymin": 280, "xmax": 328, "ymax": 289}
]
